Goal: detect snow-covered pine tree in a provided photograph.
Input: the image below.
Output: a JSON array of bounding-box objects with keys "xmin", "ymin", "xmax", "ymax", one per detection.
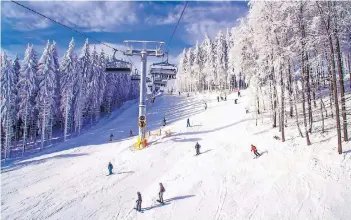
[
  {"xmin": 50, "ymin": 41, "xmax": 61, "ymax": 124},
  {"xmin": 17, "ymin": 45, "xmax": 38, "ymax": 154},
  {"xmin": 36, "ymin": 40, "xmax": 56, "ymax": 149},
  {"xmin": 201, "ymin": 33, "xmax": 214, "ymax": 91},
  {"xmin": 192, "ymin": 41, "xmax": 204, "ymax": 92},
  {"xmin": 60, "ymin": 38, "xmax": 77, "ymax": 141},
  {"xmin": 96, "ymin": 48, "xmax": 107, "ymax": 121},
  {"xmin": 1, "ymin": 52, "xmax": 17, "ymax": 159},
  {"xmin": 12, "ymin": 55, "xmax": 21, "ymax": 142},
  {"xmin": 186, "ymin": 48, "xmax": 194, "ymax": 92},
  {"xmin": 87, "ymin": 45, "xmax": 100, "ymax": 125},
  {"xmin": 177, "ymin": 48, "xmax": 188, "ymax": 92},
  {"xmin": 215, "ymin": 31, "xmax": 226, "ymax": 91},
  {"xmin": 74, "ymin": 39, "xmax": 90, "ymax": 133}
]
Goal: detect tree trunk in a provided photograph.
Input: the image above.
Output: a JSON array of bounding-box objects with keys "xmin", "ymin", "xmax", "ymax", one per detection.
[
  {"xmin": 306, "ymin": 53, "xmax": 312, "ymax": 133},
  {"xmin": 328, "ymin": 35, "xmax": 342, "ymax": 154},
  {"xmin": 348, "ymin": 53, "xmax": 351, "ymax": 88},
  {"xmin": 334, "ymin": 31, "xmax": 348, "ymax": 142},
  {"xmin": 280, "ymin": 68, "xmax": 285, "ymax": 142},
  {"xmin": 288, "ymin": 61, "xmax": 293, "ymax": 117},
  {"xmin": 22, "ymin": 105, "xmax": 28, "ymax": 156}
]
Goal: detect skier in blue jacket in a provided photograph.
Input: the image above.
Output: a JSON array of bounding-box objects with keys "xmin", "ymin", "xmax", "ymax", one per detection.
[{"xmin": 108, "ymin": 162, "xmax": 113, "ymax": 175}]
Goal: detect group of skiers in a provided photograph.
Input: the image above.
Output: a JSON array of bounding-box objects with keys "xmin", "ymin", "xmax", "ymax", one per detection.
[{"xmin": 106, "ymin": 89, "xmax": 263, "ymax": 212}]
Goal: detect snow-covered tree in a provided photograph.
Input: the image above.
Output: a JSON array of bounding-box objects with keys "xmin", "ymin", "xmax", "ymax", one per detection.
[
  {"xmin": 1, "ymin": 52, "xmax": 17, "ymax": 158},
  {"xmin": 60, "ymin": 38, "xmax": 77, "ymax": 141},
  {"xmin": 36, "ymin": 40, "xmax": 56, "ymax": 149},
  {"xmin": 50, "ymin": 41, "xmax": 61, "ymax": 120},
  {"xmin": 74, "ymin": 39, "xmax": 90, "ymax": 133},
  {"xmin": 17, "ymin": 45, "xmax": 38, "ymax": 153}
]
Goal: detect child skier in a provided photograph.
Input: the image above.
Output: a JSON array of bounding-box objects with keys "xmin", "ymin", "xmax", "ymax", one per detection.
[
  {"xmin": 163, "ymin": 118, "xmax": 167, "ymax": 126},
  {"xmin": 158, "ymin": 183, "xmax": 165, "ymax": 203},
  {"xmin": 108, "ymin": 162, "xmax": 113, "ymax": 175},
  {"xmin": 136, "ymin": 192, "xmax": 142, "ymax": 211},
  {"xmin": 109, "ymin": 134, "xmax": 114, "ymax": 141},
  {"xmin": 251, "ymin": 144, "xmax": 261, "ymax": 157},
  {"xmin": 186, "ymin": 118, "xmax": 191, "ymax": 127},
  {"xmin": 195, "ymin": 142, "xmax": 201, "ymax": 155}
]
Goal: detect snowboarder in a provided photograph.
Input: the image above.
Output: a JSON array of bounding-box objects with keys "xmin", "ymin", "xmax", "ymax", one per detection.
[
  {"xmin": 130, "ymin": 130, "xmax": 134, "ymax": 137},
  {"xmin": 109, "ymin": 134, "xmax": 114, "ymax": 141},
  {"xmin": 158, "ymin": 183, "xmax": 165, "ymax": 203},
  {"xmin": 136, "ymin": 192, "xmax": 142, "ymax": 211},
  {"xmin": 186, "ymin": 118, "xmax": 191, "ymax": 127},
  {"xmin": 205, "ymin": 103, "xmax": 207, "ymax": 110},
  {"xmin": 195, "ymin": 142, "xmax": 201, "ymax": 155},
  {"xmin": 251, "ymin": 144, "xmax": 261, "ymax": 158},
  {"xmin": 108, "ymin": 162, "xmax": 113, "ymax": 175},
  {"xmin": 163, "ymin": 118, "xmax": 167, "ymax": 126},
  {"xmin": 217, "ymin": 96, "xmax": 220, "ymax": 102}
]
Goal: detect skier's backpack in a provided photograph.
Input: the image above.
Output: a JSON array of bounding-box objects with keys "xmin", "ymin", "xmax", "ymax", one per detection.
[{"xmin": 161, "ymin": 185, "xmax": 165, "ymax": 192}]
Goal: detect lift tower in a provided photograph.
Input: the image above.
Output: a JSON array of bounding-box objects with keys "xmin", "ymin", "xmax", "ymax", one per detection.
[{"xmin": 123, "ymin": 41, "xmax": 164, "ymax": 141}]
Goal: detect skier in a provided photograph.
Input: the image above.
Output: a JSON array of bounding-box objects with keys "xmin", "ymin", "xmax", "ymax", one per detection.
[
  {"xmin": 109, "ymin": 134, "xmax": 114, "ymax": 141},
  {"xmin": 195, "ymin": 142, "xmax": 201, "ymax": 155},
  {"xmin": 238, "ymin": 90, "xmax": 241, "ymax": 97},
  {"xmin": 224, "ymin": 95, "xmax": 227, "ymax": 101},
  {"xmin": 158, "ymin": 183, "xmax": 165, "ymax": 203},
  {"xmin": 130, "ymin": 130, "xmax": 133, "ymax": 137},
  {"xmin": 163, "ymin": 117, "xmax": 167, "ymax": 126},
  {"xmin": 205, "ymin": 102, "xmax": 207, "ymax": 110},
  {"xmin": 217, "ymin": 96, "xmax": 219, "ymax": 102},
  {"xmin": 186, "ymin": 118, "xmax": 191, "ymax": 127},
  {"xmin": 136, "ymin": 192, "xmax": 142, "ymax": 211},
  {"xmin": 251, "ymin": 144, "xmax": 261, "ymax": 158},
  {"xmin": 152, "ymin": 96, "xmax": 155, "ymax": 103},
  {"xmin": 179, "ymin": 91, "xmax": 181, "ymax": 96},
  {"xmin": 108, "ymin": 162, "xmax": 113, "ymax": 175}
]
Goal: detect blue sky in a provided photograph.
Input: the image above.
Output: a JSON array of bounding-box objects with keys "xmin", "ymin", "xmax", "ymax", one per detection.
[{"xmin": 1, "ymin": 1, "xmax": 248, "ymax": 67}]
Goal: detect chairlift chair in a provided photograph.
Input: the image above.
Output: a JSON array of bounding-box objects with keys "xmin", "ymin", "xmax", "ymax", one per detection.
[{"xmin": 105, "ymin": 49, "xmax": 132, "ymax": 73}]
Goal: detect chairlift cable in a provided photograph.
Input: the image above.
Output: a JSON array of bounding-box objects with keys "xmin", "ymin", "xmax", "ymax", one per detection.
[
  {"xmin": 11, "ymin": 0, "xmax": 137, "ymax": 70},
  {"xmin": 165, "ymin": 1, "xmax": 188, "ymax": 54}
]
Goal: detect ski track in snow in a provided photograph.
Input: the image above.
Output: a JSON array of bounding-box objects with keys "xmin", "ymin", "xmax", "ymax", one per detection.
[{"xmin": 1, "ymin": 92, "xmax": 351, "ymax": 220}]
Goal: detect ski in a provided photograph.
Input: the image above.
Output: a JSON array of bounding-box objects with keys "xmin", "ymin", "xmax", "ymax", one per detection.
[
  {"xmin": 156, "ymin": 200, "xmax": 164, "ymax": 204},
  {"xmin": 134, "ymin": 208, "xmax": 144, "ymax": 213}
]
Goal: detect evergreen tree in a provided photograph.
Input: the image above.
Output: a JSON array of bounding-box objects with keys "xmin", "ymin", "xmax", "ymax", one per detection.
[
  {"xmin": 60, "ymin": 38, "xmax": 77, "ymax": 141},
  {"xmin": 1, "ymin": 52, "xmax": 17, "ymax": 159},
  {"xmin": 17, "ymin": 45, "xmax": 38, "ymax": 153}
]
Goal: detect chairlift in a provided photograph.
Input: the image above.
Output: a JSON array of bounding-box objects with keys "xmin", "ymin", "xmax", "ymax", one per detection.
[
  {"xmin": 149, "ymin": 53, "xmax": 177, "ymax": 80},
  {"xmin": 105, "ymin": 49, "xmax": 132, "ymax": 73},
  {"xmin": 131, "ymin": 68, "xmax": 141, "ymax": 81}
]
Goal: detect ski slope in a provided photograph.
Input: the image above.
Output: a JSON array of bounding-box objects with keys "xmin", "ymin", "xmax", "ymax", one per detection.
[{"xmin": 1, "ymin": 92, "xmax": 351, "ymax": 220}]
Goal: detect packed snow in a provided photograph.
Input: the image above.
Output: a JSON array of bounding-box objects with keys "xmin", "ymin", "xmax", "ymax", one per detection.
[{"xmin": 1, "ymin": 92, "xmax": 351, "ymax": 220}]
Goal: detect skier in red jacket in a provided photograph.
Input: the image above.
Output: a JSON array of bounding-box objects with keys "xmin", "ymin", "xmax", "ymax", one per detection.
[{"xmin": 251, "ymin": 144, "xmax": 261, "ymax": 157}]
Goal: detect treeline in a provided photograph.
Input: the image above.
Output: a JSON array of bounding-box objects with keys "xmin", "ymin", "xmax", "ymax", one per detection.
[
  {"xmin": 1, "ymin": 38, "xmax": 139, "ymax": 159},
  {"xmin": 177, "ymin": 1, "xmax": 351, "ymax": 154}
]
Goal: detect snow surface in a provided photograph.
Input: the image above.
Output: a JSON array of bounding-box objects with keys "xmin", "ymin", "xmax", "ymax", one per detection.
[{"xmin": 1, "ymin": 91, "xmax": 351, "ymax": 220}]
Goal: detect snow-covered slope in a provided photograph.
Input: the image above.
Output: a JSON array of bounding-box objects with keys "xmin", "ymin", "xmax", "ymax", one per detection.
[{"xmin": 1, "ymin": 92, "xmax": 350, "ymax": 220}]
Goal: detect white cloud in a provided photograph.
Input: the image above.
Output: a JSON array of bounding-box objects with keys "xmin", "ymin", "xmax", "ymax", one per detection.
[
  {"xmin": 146, "ymin": 2, "xmax": 248, "ymax": 44},
  {"xmin": 2, "ymin": 1, "xmax": 139, "ymax": 32}
]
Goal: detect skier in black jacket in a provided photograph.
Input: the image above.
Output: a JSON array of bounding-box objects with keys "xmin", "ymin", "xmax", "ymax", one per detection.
[
  {"xmin": 195, "ymin": 142, "xmax": 201, "ymax": 155},
  {"xmin": 136, "ymin": 192, "xmax": 142, "ymax": 211}
]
